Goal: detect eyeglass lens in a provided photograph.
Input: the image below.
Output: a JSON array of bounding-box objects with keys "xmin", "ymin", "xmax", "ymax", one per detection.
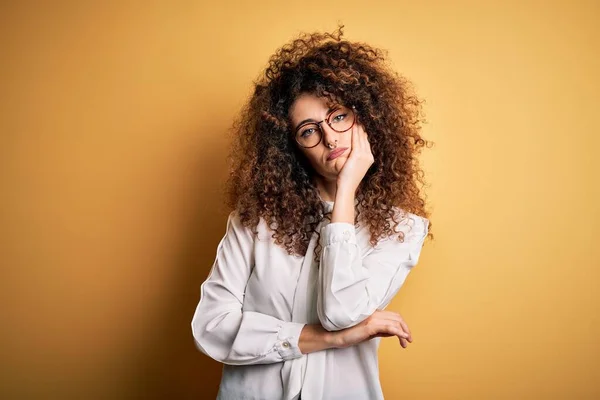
[{"xmin": 295, "ymin": 106, "xmax": 355, "ymax": 148}]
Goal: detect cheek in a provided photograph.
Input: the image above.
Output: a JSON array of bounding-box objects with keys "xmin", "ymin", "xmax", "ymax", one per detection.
[
  {"xmin": 301, "ymin": 150, "xmax": 321, "ymax": 165},
  {"xmin": 306, "ymin": 154, "xmax": 324, "ymax": 170}
]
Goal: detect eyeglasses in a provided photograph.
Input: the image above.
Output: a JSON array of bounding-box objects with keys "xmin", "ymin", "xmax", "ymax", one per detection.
[{"xmin": 293, "ymin": 105, "xmax": 357, "ymax": 149}]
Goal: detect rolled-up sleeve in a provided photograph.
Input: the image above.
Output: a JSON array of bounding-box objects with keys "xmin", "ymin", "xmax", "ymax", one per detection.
[
  {"xmin": 317, "ymin": 212, "xmax": 429, "ymax": 331},
  {"xmin": 191, "ymin": 211, "xmax": 306, "ymax": 365}
]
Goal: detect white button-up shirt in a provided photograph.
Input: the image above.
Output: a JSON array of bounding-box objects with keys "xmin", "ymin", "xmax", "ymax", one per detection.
[{"xmin": 191, "ymin": 200, "xmax": 429, "ymax": 399}]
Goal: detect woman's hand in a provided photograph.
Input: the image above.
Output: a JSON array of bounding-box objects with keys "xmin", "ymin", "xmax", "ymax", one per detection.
[
  {"xmin": 335, "ymin": 120, "xmax": 374, "ymax": 194},
  {"xmin": 333, "ymin": 310, "xmax": 413, "ymax": 349}
]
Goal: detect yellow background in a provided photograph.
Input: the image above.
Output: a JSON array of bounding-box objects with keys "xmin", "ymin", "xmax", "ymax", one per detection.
[{"xmin": 1, "ymin": 1, "xmax": 598, "ymax": 399}]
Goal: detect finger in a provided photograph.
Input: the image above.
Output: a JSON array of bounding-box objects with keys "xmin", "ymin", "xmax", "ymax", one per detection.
[
  {"xmin": 362, "ymin": 127, "xmax": 373, "ymax": 159},
  {"xmin": 377, "ymin": 311, "xmax": 406, "ymax": 328},
  {"xmin": 356, "ymin": 124, "xmax": 372, "ymax": 160},
  {"xmin": 380, "ymin": 321, "xmax": 410, "ymax": 339},
  {"xmin": 371, "ymin": 332, "xmax": 395, "ymax": 339},
  {"xmin": 374, "ymin": 312, "xmax": 412, "ymax": 342},
  {"xmin": 355, "ymin": 128, "xmax": 364, "ymax": 154},
  {"xmin": 355, "ymin": 120, "xmax": 367, "ymax": 154},
  {"xmin": 363, "ymin": 128, "xmax": 372, "ymax": 153},
  {"xmin": 351, "ymin": 119, "xmax": 360, "ymax": 153},
  {"xmin": 359, "ymin": 123, "xmax": 368, "ymax": 146},
  {"xmin": 357, "ymin": 123, "xmax": 367, "ymax": 151},
  {"xmin": 369, "ymin": 322, "xmax": 410, "ymax": 347},
  {"xmin": 398, "ymin": 319, "xmax": 412, "ymax": 342},
  {"xmin": 399, "ymin": 336, "xmax": 408, "ymax": 348},
  {"xmin": 388, "ymin": 324, "xmax": 409, "ymax": 347}
]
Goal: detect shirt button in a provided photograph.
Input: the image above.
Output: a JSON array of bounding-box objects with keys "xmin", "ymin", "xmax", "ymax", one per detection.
[{"xmin": 282, "ymin": 341, "xmax": 290, "ymax": 348}]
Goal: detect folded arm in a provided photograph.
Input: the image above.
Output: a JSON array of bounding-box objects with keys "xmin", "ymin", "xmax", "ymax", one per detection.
[
  {"xmin": 191, "ymin": 211, "xmax": 306, "ymax": 365},
  {"xmin": 317, "ymin": 213, "xmax": 429, "ymax": 331}
]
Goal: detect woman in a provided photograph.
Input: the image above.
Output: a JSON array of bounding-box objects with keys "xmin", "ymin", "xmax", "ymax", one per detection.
[{"xmin": 191, "ymin": 25, "xmax": 433, "ymax": 400}]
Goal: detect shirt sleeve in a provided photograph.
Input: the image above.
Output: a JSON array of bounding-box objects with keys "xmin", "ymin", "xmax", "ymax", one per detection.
[
  {"xmin": 316, "ymin": 212, "xmax": 429, "ymax": 331},
  {"xmin": 191, "ymin": 211, "xmax": 306, "ymax": 365}
]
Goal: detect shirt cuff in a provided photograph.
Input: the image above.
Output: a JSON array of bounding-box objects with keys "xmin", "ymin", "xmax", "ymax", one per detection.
[
  {"xmin": 320, "ymin": 222, "xmax": 357, "ymax": 246},
  {"xmin": 275, "ymin": 321, "xmax": 306, "ymax": 360}
]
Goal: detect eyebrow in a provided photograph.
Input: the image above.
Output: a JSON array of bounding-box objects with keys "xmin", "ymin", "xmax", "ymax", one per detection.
[{"xmin": 294, "ymin": 106, "xmax": 338, "ymax": 132}]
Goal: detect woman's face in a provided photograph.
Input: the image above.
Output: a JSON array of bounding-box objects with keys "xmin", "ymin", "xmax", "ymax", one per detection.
[{"xmin": 288, "ymin": 92, "xmax": 353, "ymax": 181}]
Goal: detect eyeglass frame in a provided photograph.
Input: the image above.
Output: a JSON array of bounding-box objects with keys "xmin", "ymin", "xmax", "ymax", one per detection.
[{"xmin": 293, "ymin": 105, "xmax": 357, "ymax": 149}]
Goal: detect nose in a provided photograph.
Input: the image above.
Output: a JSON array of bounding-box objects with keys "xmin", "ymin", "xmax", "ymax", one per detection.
[{"xmin": 320, "ymin": 123, "xmax": 338, "ymax": 148}]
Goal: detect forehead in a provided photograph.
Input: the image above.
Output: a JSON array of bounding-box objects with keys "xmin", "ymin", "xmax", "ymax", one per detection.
[{"xmin": 289, "ymin": 93, "xmax": 334, "ymax": 120}]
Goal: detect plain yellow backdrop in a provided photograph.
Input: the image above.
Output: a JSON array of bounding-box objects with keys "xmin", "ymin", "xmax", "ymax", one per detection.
[{"xmin": 1, "ymin": 1, "xmax": 598, "ymax": 399}]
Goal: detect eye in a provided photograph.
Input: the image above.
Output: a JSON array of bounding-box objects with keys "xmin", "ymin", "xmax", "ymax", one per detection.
[
  {"xmin": 301, "ymin": 127, "xmax": 316, "ymax": 137},
  {"xmin": 332, "ymin": 113, "xmax": 347, "ymax": 122}
]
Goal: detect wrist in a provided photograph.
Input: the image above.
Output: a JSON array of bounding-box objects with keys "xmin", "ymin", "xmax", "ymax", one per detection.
[
  {"xmin": 331, "ymin": 186, "xmax": 356, "ymax": 224},
  {"xmin": 300, "ymin": 324, "xmax": 343, "ymax": 353},
  {"xmin": 335, "ymin": 180, "xmax": 357, "ymax": 196},
  {"xmin": 316, "ymin": 324, "xmax": 342, "ymax": 349},
  {"xmin": 333, "ymin": 184, "xmax": 357, "ymax": 207},
  {"xmin": 325, "ymin": 330, "xmax": 343, "ymax": 349}
]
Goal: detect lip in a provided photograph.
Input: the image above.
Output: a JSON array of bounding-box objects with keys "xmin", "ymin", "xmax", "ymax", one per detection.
[{"xmin": 327, "ymin": 147, "xmax": 349, "ymax": 161}]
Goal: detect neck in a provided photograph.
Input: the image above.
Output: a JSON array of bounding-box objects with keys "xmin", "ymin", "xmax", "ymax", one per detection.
[{"xmin": 313, "ymin": 175, "xmax": 337, "ymax": 202}]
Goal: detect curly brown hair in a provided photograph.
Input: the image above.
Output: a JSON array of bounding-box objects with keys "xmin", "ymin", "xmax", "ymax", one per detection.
[{"xmin": 225, "ymin": 24, "xmax": 434, "ymax": 261}]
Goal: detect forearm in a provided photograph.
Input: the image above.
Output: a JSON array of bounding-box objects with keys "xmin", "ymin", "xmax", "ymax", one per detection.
[
  {"xmin": 317, "ymin": 208, "xmax": 430, "ymax": 331},
  {"xmin": 193, "ymin": 304, "xmax": 307, "ymax": 365},
  {"xmin": 331, "ymin": 184, "xmax": 355, "ymax": 223},
  {"xmin": 298, "ymin": 324, "xmax": 340, "ymax": 354},
  {"xmin": 318, "ymin": 185, "xmax": 369, "ymax": 330}
]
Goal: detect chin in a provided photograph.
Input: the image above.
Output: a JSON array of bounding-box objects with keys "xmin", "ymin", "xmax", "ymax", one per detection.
[
  {"xmin": 333, "ymin": 157, "xmax": 347, "ymax": 169},
  {"xmin": 314, "ymin": 159, "xmax": 345, "ymax": 178},
  {"xmin": 316, "ymin": 168, "xmax": 338, "ymax": 181}
]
